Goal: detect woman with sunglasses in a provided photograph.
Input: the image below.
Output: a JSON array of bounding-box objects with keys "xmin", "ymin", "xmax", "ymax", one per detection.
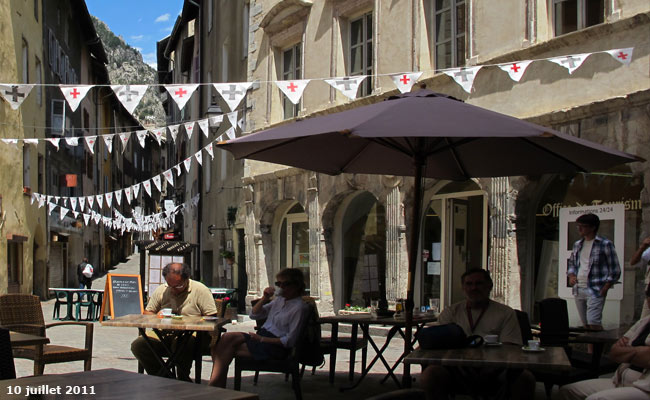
[{"xmin": 209, "ymin": 268, "xmax": 308, "ymax": 387}]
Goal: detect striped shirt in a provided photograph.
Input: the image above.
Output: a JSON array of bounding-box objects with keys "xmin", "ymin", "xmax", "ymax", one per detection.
[{"xmin": 567, "ymin": 235, "xmax": 621, "ymax": 297}]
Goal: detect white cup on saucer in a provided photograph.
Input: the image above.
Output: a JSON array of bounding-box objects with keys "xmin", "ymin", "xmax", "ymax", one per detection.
[
  {"xmin": 484, "ymin": 334, "xmax": 499, "ymax": 344},
  {"xmin": 527, "ymin": 339, "xmax": 540, "ymax": 350},
  {"xmin": 161, "ymin": 308, "xmax": 173, "ymax": 317}
]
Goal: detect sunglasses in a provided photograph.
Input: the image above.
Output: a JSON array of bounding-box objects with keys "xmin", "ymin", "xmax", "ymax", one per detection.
[{"xmin": 275, "ymin": 281, "xmax": 293, "ymax": 288}]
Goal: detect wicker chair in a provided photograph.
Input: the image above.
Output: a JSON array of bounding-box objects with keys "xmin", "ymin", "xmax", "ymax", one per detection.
[{"xmin": 0, "ymin": 294, "xmax": 93, "ymax": 375}]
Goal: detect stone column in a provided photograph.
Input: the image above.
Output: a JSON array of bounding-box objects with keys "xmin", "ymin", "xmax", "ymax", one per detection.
[
  {"xmin": 386, "ymin": 184, "xmax": 406, "ymax": 301},
  {"xmin": 243, "ymin": 184, "xmax": 258, "ymax": 296},
  {"xmin": 307, "ymin": 173, "xmax": 320, "ymax": 298}
]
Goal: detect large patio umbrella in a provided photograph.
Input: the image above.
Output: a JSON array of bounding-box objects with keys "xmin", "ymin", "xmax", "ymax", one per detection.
[{"xmin": 218, "ymin": 89, "xmax": 642, "ymax": 380}]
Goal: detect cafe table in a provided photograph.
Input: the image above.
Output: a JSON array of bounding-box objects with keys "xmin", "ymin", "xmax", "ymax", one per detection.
[
  {"xmin": 319, "ymin": 313, "xmax": 437, "ymax": 390},
  {"xmin": 1, "ymin": 368, "xmax": 259, "ymax": 399},
  {"xmin": 101, "ymin": 314, "xmax": 229, "ymax": 383},
  {"xmin": 49, "ymin": 288, "xmax": 104, "ymax": 321}
]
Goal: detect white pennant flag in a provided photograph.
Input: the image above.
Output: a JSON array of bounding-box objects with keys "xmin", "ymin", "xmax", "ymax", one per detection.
[
  {"xmin": 48, "ymin": 202, "xmax": 56, "ymax": 216},
  {"xmin": 1, "ymin": 139, "xmax": 18, "ymax": 146},
  {"xmin": 389, "ymin": 72, "xmax": 423, "ymax": 93},
  {"xmin": 94, "ymin": 214, "xmax": 101, "ymax": 224},
  {"xmin": 168, "ymin": 124, "xmax": 180, "ymax": 143},
  {"xmin": 163, "ymin": 169, "xmax": 174, "ymax": 186},
  {"xmin": 65, "ymin": 137, "xmax": 79, "ymax": 146},
  {"xmin": 548, "ymin": 53, "xmax": 591, "ymax": 74},
  {"xmin": 24, "ymin": 139, "xmax": 38, "ymax": 145},
  {"xmin": 87, "ymin": 196, "xmax": 94, "ymax": 209},
  {"xmin": 72, "ymin": 211, "xmax": 79, "ymax": 218},
  {"xmin": 151, "ymin": 128, "xmax": 165, "ymax": 146},
  {"xmin": 60, "ymin": 85, "xmax": 93, "ymax": 112},
  {"xmin": 62, "ymin": 197, "xmax": 68, "ymax": 207},
  {"xmin": 54, "ymin": 196, "xmax": 60, "ymax": 204},
  {"xmin": 30, "ymin": 193, "xmax": 36, "ymax": 205},
  {"xmin": 205, "ymin": 142, "xmax": 214, "ymax": 160},
  {"xmin": 96, "ymin": 194, "xmax": 104, "ymax": 209},
  {"xmin": 84, "ymin": 136, "xmax": 98, "ymax": 154},
  {"xmin": 226, "ymin": 111, "xmax": 238, "ymax": 130},
  {"xmin": 183, "ymin": 157, "xmax": 192, "ymax": 173},
  {"xmin": 606, "ymin": 48, "xmax": 633, "ymax": 65},
  {"xmin": 79, "ymin": 197, "xmax": 86, "ymax": 211},
  {"xmin": 238, "ymin": 118, "xmax": 245, "ymax": 131},
  {"xmin": 165, "ymin": 84, "xmax": 199, "ymax": 110},
  {"xmin": 38, "ymin": 196, "xmax": 45, "ymax": 208},
  {"xmin": 195, "ymin": 150, "xmax": 203, "ymax": 166},
  {"xmin": 175, "ymin": 165, "xmax": 182, "ymax": 176},
  {"xmin": 0, "ymin": 84, "xmax": 34, "ymax": 110},
  {"xmin": 136, "ymin": 130, "xmax": 148, "ymax": 148},
  {"xmin": 70, "ymin": 197, "xmax": 78, "ymax": 211},
  {"xmin": 105, "ymin": 192, "xmax": 113, "ymax": 207},
  {"xmin": 275, "ymin": 79, "xmax": 310, "ymax": 105},
  {"xmin": 225, "ymin": 127, "xmax": 236, "ymax": 140},
  {"xmin": 184, "ymin": 121, "xmax": 195, "ymax": 140},
  {"xmin": 498, "ymin": 60, "xmax": 533, "ymax": 82},
  {"xmin": 59, "ymin": 207, "xmax": 68, "ymax": 220},
  {"xmin": 325, "ymin": 76, "xmax": 367, "ymax": 100},
  {"xmin": 209, "ymin": 114, "xmax": 223, "ymax": 128},
  {"xmin": 124, "ymin": 187, "xmax": 132, "ymax": 204},
  {"xmin": 103, "ymin": 134, "xmax": 115, "ymax": 153},
  {"xmin": 213, "ymin": 82, "xmax": 253, "ymax": 111},
  {"xmin": 46, "ymin": 138, "xmax": 61, "ymax": 151},
  {"xmin": 444, "ymin": 66, "xmax": 482, "ymax": 93},
  {"xmin": 142, "ymin": 179, "xmax": 152, "ymax": 197},
  {"xmin": 198, "ymin": 119, "xmax": 210, "ymax": 137},
  {"xmin": 115, "ymin": 190, "xmax": 122, "ymax": 205},
  {"xmin": 152, "ymin": 175, "xmax": 162, "ymax": 192},
  {"xmin": 132, "ymin": 183, "xmax": 140, "ymax": 198},
  {"xmin": 83, "ymin": 213, "xmax": 91, "ymax": 226},
  {"xmin": 119, "ymin": 132, "xmax": 130, "ymax": 153},
  {"xmin": 111, "ymin": 84, "xmax": 148, "ymax": 114}
]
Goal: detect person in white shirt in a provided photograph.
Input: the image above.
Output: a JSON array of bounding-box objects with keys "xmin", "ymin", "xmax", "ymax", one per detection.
[
  {"xmin": 208, "ymin": 268, "xmax": 309, "ymax": 387},
  {"xmin": 631, "ymin": 237, "xmax": 650, "ymax": 319}
]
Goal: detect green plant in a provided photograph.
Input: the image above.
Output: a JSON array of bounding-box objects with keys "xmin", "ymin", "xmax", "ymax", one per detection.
[
  {"xmin": 220, "ymin": 250, "xmax": 235, "ymax": 259},
  {"xmin": 344, "ymin": 304, "xmax": 370, "ymax": 312}
]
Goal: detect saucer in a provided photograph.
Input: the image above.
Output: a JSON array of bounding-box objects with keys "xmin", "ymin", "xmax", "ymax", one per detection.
[
  {"xmin": 521, "ymin": 346, "xmax": 546, "ymax": 352},
  {"xmin": 485, "ymin": 342, "xmax": 502, "ymax": 346}
]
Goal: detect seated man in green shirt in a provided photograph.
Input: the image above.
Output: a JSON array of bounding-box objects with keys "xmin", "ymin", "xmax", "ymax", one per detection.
[{"xmin": 130, "ymin": 262, "xmax": 217, "ymax": 380}]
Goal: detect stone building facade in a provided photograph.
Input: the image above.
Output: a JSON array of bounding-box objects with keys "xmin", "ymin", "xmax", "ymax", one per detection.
[{"xmin": 237, "ymin": 0, "xmax": 650, "ymax": 326}]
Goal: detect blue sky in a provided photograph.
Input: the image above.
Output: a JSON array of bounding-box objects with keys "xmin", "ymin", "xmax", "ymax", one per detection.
[{"xmin": 86, "ymin": 1, "xmax": 183, "ymax": 69}]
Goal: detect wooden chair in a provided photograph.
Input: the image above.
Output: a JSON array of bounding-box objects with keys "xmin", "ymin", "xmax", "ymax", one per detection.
[
  {"xmin": 318, "ymin": 324, "xmax": 368, "ymax": 382},
  {"xmin": 0, "ymin": 327, "xmax": 16, "ymax": 380},
  {"xmin": 192, "ymin": 299, "xmax": 229, "ymax": 383},
  {"xmin": 0, "ymin": 294, "xmax": 93, "ymax": 375}
]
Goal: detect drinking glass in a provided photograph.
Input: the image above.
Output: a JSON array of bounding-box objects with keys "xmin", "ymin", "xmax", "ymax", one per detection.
[
  {"xmin": 428, "ymin": 298, "xmax": 440, "ymax": 314},
  {"xmin": 370, "ymin": 300, "xmax": 379, "ymax": 317}
]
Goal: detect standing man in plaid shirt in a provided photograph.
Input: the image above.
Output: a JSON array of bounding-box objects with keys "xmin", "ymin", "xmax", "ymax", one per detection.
[{"xmin": 567, "ymin": 213, "xmax": 621, "ymax": 330}]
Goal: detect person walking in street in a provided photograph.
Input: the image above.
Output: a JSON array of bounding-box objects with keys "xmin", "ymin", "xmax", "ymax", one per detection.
[
  {"xmin": 77, "ymin": 257, "xmax": 93, "ymax": 289},
  {"xmin": 631, "ymin": 236, "xmax": 650, "ymax": 319},
  {"xmin": 567, "ymin": 213, "xmax": 621, "ymax": 330}
]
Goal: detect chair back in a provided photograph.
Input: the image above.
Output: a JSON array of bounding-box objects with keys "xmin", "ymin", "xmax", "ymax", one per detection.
[
  {"xmin": 0, "ymin": 294, "xmax": 45, "ymax": 335},
  {"xmin": 0, "ymin": 327, "xmax": 16, "ymax": 380},
  {"xmin": 515, "ymin": 310, "xmax": 534, "ymax": 342},
  {"xmin": 296, "ymin": 298, "xmax": 324, "ymax": 367},
  {"xmin": 538, "ymin": 298, "xmax": 570, "ymax": 346},
  {"xmin": 214, "ymin": 299, "xmax": 227, "ymax": 318}
]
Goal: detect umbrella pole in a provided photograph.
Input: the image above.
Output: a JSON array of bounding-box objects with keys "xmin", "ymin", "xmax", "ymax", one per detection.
[{"xmin": 403, "ymin": 156, "xmax": 424, "ymax": 388}]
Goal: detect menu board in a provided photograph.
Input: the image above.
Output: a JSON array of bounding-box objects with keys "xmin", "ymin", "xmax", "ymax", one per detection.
[{"xmin": 99, "ymin": 273, "xmax": 144, "ymax": 320}]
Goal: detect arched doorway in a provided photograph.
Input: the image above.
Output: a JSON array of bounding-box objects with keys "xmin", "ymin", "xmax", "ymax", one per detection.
[
  {"xmin": 278, "ymin": 203, "xmax": 310, "ymax": 293},
  {"xmin": 340, "ymin": 192, "xmax": 386, "ymax": 307},
  {"xmin": 420, "ymin": 181, "xmax": 487, "ymax": 307}
]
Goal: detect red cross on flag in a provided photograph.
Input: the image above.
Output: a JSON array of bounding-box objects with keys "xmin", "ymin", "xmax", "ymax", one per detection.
[
  {"xmin": 163, "ymin": 169, "xmax": 174, "ymax": 186},
  {"xmin": 605, "ymin": 48, "xmax": 633, "ymax": 66},
  {"xmin": 548, "ymin": 53, "xmax": 591, "ymax": 75},
  {"xmin": 152, "ymin": 127, "xmax": 165, "ymax": 146},
  {"xmin": 87, "ymin": 196, "xmax": 95, "ymax": 210},
  {"xmin": 325, "ymin": 76, "xmax": 367, "ymax": 100},
  {"xmin": 389, "ymin": 72, "xmax": 423, "ymax": 94},
  {"xmin": 498, "ymin": 60, "xmax": 533, "ymax": 82},
  {"xmin": 79, "ymin": 197, "xmax": 86, "ymax": 212},
  {"xmin": 205, "ymin": 142, "xmax": 214, "ymax": 160},
  {"xmin": 115, "ymin": 190, "xmax": 122, "ymax": 206},
  {"xmin": 65, "ymin": 137, "xmax": 79, "ymax": 146},
  {"xmin": 213, "ymin": 82, "xmax": 254, "ymax": 111},
  {"xmin": 132, "ymin": 183, "xmax": 140, "ymax": 199},
  {"xmin": 142, "ymin": 179, "xmax": 152, "ymax": 197},
  {"xmin": 195, "ymin": 150, "xmax": 203, "ymax": 166},
  {"xmin": 443, "ymin": 66, "xmax": 482, "ymax": 93},
  {"xmin": 198, "ymin": 118, "xmax": 210, "ymax": 138},
  {"xmin": 119, "ymin": 132, "xmax": 131, "ymax": 153},
  {"xmin": 152, "ymin": 175, "xmax": 162, "ymax": 193},
  {"xmin": 103, "ymin": 134, "xmax": 115, "ymax": 154},
  {"xmin": 110, "ymin": 84, "xmax": 148, "ymax": 114},
  {"xmin": 105, "ymin": 192, "xmax": 113, "ymax": 208},
  {"xmin": 164, "ymin": 84, "xmax": 199, "ymax": 110},
  {"xmin": 124, "ymin": 187, "xmax": 132, "ymax": 204},
  {"xmin": 136, "ymin": 130, "xmax": 148, "ymax": 148},
  {"xmin": 0, "ymin": 84, "xmax": 34, "ymax": 110},
  {"xmin": 47, "ymin": 138, "xmax": 61, "ymax": 151},
  {"xmin": 168, "ymin": 124, "xmax": 180, "ymax": 143},
  {"xmin": 275, "ymin": 79, "xmax": 310, "ymax": 105},
  {"xmin": 184, "ymin": 121, "xmax": 195, "ymax": 140},
  {"xmin": 96, "ymin": 194, "xmax": 104, "ymax": 209},
  {"xmin": 60, "ymin": 85, "xmax": 93, "ymax": 112},
  {"xmin": 84, "ymin": 136, "xmax": 97, "ymax": 154},
  {"xmin": 183, "ymin": 157, "xmax": 192, "ymax": 174}
]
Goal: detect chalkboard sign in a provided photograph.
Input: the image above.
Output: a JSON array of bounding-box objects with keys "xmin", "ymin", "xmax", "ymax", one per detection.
[{"xmin": 99, "ymin": 273, "xmax": 144, "ymax": 320}]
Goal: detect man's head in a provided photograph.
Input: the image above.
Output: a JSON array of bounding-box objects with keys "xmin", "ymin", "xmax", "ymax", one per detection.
[
  {"xmin": 162, "ymin": 262, "xmax": 191, "ymax": 295},
  {"xmin": 461, "ymin": 268, "xmax": 493, "ymax": 305},
  {"xmin": 275, "ymin": 268, "xmax": 305, "ymax": 299},
  {"xmin": 576, "ymin": 213, "xmax": 599, "ymax": 238},
  {"xmin": 83, "ymin": 257, "xmax": 88, "ymax": 263}
]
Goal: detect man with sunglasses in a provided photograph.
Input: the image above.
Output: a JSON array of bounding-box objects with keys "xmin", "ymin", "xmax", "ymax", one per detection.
[
  {"xmin": 131, "ymin": 262, "xmax": 217, "ymax": 380},
  {"xmin": 209, "ymin": 268, "xmax": 308, "ymax": 387}
]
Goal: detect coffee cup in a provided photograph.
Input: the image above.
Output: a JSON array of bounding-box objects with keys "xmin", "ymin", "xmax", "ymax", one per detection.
[
  {"xmin": 527, "ymin": 340, "xmax": 540, "ymax": 350},
  {"xmin": 161, "ymin": 308, "xmax": 173, "ymax": 317},
  {"xmin": 484, "ymin": 334, "xmax": 499, "ymax": 344}
]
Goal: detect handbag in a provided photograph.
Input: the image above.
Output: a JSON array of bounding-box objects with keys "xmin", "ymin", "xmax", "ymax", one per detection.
[{"xmin": 416, "ymin": 323, "xmax": 484, "ymax": 349}]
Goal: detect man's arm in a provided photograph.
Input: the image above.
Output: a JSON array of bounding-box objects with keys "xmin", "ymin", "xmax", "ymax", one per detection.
[
  {"xmin": 609, "ymin": 336, "xmax": 650, "ymax": 369},
  {"xmin": 631, "ymin": 237, "xmax": 650, "ymax": 266},
  {"xmin": 600, "ymin": 241, "xmax": 622, "ymax": 296},
  {"xmin": 567, "ymin": 243, "xmax": 579, "ymax": 285}
]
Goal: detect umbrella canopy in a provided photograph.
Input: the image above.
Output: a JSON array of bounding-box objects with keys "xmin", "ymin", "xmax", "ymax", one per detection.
[{"xmin": 218, "ymin": 89, "xmax": 642, "ymax": 383}]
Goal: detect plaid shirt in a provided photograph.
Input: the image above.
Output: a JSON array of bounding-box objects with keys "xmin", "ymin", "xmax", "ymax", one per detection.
[{"xmin": 567, "ymin": 235, "xmax": 621, "ymax": 296}]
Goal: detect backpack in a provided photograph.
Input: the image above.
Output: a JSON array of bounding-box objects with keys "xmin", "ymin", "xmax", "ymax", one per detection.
[
  {"xmin": 82, "ymin": 263, "xmax": 94, "ymax": 278},
  {"xmin": 298, "ymin": 300, "xmax": 325, "ymax": 367}
]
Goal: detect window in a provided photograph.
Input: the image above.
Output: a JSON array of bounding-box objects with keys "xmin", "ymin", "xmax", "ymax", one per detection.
[
  {"xmin": 434, "ymin": 0, "xmax": 466, "ymax": 69},
  {"xmin": 7, "ymin": 241, "xmax": 23, "ymax": 291},
  {"xmin": 279, "ymin": 203, "xmax": 310, "ymax": 293},
  {"xmin": 242, "ymin": 2, "xmax": 250, "ymax": 59},
  {"xmin": 22, "ymin": 39, "xmax": 29, "ymax": 84},
  {"xmin": 282, "ymin": 44, "xmax": 301, "ymax": 119},
  {"xmin": 23, "ymin": 146, "xmax": 31, "ymax": 188},
  {"xmin": 554, "ymin": 0, "xmax": 604, "ymax": 36},
  {"xmin": 34, "ymin": 0, "xmax": 38, "ymax": 21},
  {"xmin": 51, "ymin": 99, "xmax": 65, "ymax": 135},
  {"xmin": 35, "ymin": 57, "xmax": 42, "ymax": 106},
  {"xmin": 349, "ymin": 12, "xmax": 373, "ymax": 97},
  {"xmin": 38, "ymin": 155, "xmax": 44, "ymax": 193}
]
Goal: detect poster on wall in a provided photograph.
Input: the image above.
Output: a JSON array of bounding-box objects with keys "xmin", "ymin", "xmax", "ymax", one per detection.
[{"xmin": 558, "ymin": 204, "xmax": 625, "ymax": 301}]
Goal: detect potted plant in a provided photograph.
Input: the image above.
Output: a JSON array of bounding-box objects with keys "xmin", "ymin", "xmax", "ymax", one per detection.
[{"xmin": 220, "ymin": 250, "xmax": 235, "ymax": 265}]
